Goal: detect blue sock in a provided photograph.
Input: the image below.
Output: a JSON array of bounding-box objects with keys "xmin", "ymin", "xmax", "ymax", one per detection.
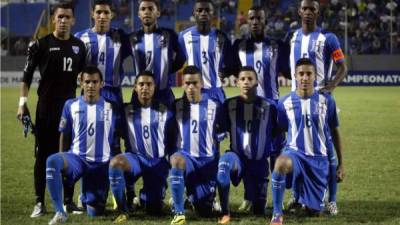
[
  {"xmin": 170, "ymin": 168, "xmax": 184, "ymax": 214},
  {"xmin": 217, "ymin": 155, "xmax": 235, "ymax": 215},
  {"xmin": 46, "ymin": 154, "xmax": 65, "ymax": 213},
  {"xmin": 109, "ymin": 167, "xmax": 127, "ymax": 212},
  {"xmin": 271, "ymin": 172, "xmax": 286, "ymax": 215},
  {"xmin": 328, "ymin": 163, "xmax": 337, "ymax": 202}
]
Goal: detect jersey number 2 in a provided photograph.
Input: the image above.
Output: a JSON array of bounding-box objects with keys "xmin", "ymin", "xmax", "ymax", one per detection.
[{"xmin": 63, "ymin": 57, "xmax": 72, "ymax": 72}]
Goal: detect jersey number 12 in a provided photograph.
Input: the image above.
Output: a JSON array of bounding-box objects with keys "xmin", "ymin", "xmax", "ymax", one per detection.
[{"xmin": 63, "ymin": 57, "xmax": 73, "ymax": 72}]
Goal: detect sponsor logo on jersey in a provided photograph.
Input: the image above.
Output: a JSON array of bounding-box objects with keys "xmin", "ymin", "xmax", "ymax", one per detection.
[
  {"xmin": 49, "ymin": 47, "xmax": 60, "ymax": 52},
  {"xmin": 72, "ymin": 46, "xmax": 80, "ymax": 54}
]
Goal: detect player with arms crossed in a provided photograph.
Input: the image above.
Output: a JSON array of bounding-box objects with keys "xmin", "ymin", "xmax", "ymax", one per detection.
[
  {"xmin": 269, "ymin": 58, "xmax": 344, "ymax": 225},
  {"xmin": 45, "ymin": 66, "xmax": 121, "ymax": 224},
  {"xmin": 288, "ymin": 0, "xmax": 347, "ymax": 214},
  {"xmin": 232, "ymin": 6, "xmax": 289, "ymax": 211},
  {"xmin": 16, "ymin": 2, "xmax": 86, "ymax": 217},
  {"xmin": 178, "ymin": 0, "xmax": 233, "ymax": 103},
  {"xmin": 169, "ymin": 66, "xmax": 225, "ymax": 225},
  {"xmin": 109, "ymin": 71, "xmax": 174, "ymax": 223},
  {"xmin": 216, "ymin": 67, "xmax": 278, "ymax": 224},
  {"xmin": 130, "ymin": 0, "xmax": 185, "ymax": 105}
]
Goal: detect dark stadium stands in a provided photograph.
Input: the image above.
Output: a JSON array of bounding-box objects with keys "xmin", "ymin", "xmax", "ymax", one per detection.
[{"xmin": 1, "ymin": 0, "xmax": 399, "ymax": 55}]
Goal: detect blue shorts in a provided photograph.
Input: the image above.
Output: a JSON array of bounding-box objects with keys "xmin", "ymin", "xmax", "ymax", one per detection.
[
  {"xmin": 62, "ymin": 153, "xmax": 109, "ymax": 208},
  {"xmin": 201, "ymin": 87, "xmax": 225, "ymax": 104},
  {"xmin": 124, "ymin": 152, "xmax": 169, "ymax": 204},
  {"xmin": 174, "ymin": 151, "xmax": 218, "ymax": 204},
  {"xmin": 222, "ymin": 151, "xmax": 269, "ymax": 202},
  {"xmin": 283, "ymin": 150, "xmax": 329, "ymax": 211}
]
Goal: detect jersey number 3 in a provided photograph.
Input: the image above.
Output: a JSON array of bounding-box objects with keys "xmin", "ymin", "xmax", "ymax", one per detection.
[{"xmin": 63, "ymin": 57, "xmax": 73, "ymax": 72}]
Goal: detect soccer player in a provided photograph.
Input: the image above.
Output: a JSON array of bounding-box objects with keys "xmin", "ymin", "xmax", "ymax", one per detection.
[
  {"xmin": 16, "ymin": 3, "xmax": 86, "ymax": 218},
  {"xmin": 169, "ymin": 66, "xmax": 224, "ymax": 225},
  {"xmin": 217, "ymin": 67, "xmax": 278, "ymax": 224},
  {"xmin": 74, "ymin": 0, "xmax": 131, "ymax": 211},
  {"xmin": 268, "ymin": 58, "xmax": 344, "ymax": 225},
  {"xmin": 130, "ymin": 0, "xmax": 185, "ymax": 105},
  {"xmin": 232, "ymin": 6, "xmax": 289, "ymax": 211},
  {"xmin": 45, "ymin": 65, "xmax": 120, "ymax": 225},
  {"xmin": 109, "ymin": 71, "xmax": 174, "ymax": 223},
  {"xmin": 288, "ymin": 0, "xmax": 347, "ymax": 214},
  {"xmin": 178, "ymin": 0, "xmax": 233, "ymax": 103}
]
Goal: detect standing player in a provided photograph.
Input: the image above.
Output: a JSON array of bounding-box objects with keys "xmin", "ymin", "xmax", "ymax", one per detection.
[
  {"xmin": 217, "ymin": 67, "xmax": 278, "ymax": 224},
  {"xmin": 169, "ymin": 66, "xmax": 224, "ymax": 225},
  {"xmin": 232, "ymin": 6, "xmax": 289, "ymax": 211},
  {"xmin": 16, "ymin": 3, "xmax": 86, "ymax": 217},
  {"xmin": 130, "ymin": 0, "xmax": 185, "ymax": 105},
  {"xmin": 46, "ymin": 66, "xmax": 120, "ymax": 224},
  {"xmin": 178, "ymin": 0, "xmax": 233, "ymax": 103},
  {"xmin": 288, "ymin": 0, "xmax": 347, "ymax": 214},
  {"xmin": 269, "ymin": 58, "xmax": 344, "ymax": 225},
  {"xmin": 75, "ymin": 0, "xmax": 130, "ymax": 106},
  {"xmin": 74, "ymin": 0, "xmax": 131, "ymax": 211},
  {"xmin": 109, "ymin": 71, "xmax": 174, "ymax": 223}
]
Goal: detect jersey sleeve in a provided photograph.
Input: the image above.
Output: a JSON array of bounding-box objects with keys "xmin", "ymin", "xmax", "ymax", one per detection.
[
  {"xmin": 231, "ymin": 39, "xmax": 242, "ymax": 77},
  {"xmin": 77, "ymin": 40, "xmax": 87, "ymax": 72},
  {"xmin": 325, "ymin": 33, "xmax": 345, "ymax": 64},
  {"xmin": 326, "ymin": 94, "xmax": 339, "ymax": 128},
  {"xmin": 22, "ymin": 40, "xmax": 41, "ymax": 87},
  {"xmin": 170, "ymin": 30, "xmax": 186, "ymax": 73},
  {"xmin": 219, "ymin": 32, "xmax": 235, "ymax": 77},
  {"xmin": 178, "ymin": 31, "xmax": 188, "ymax": 61},
  {"xmin": 277, "ymin": 99, "xmax": 289, "ymax": 131},
  {"xmin": 59, "ymin": 101, "xmax": 72, "ymax": 134},
  {"xmin": 277, "ymin": 40, "xmax": 291, "ymax": 79},
  {"xmin": 215, "ymin": 102, "xmax": 228, "ymax": 141}
]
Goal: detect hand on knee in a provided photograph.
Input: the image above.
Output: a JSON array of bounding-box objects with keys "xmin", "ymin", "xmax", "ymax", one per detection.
[{"xmin": 109, "ymin": 154, "xmax": 130, "ymax": 171}]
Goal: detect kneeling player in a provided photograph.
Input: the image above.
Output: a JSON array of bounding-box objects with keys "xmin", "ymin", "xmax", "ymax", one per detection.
[
  {"xmin": 217, "ymin": 67, "xmax": 278, "ymax": 224},
  {"xmin": 46, "ymin": 66, "xmax": 120, "ymax": 224},
  {"xmin": 169, "ymin": 66, "xmax": 225, "ymax": 225},
  {"xmin": 109, "ymin": 71, "xmax": 174, "ymax": 223},
  {"xmin": 269, "ymin": 58, "xmax": 344, "ymax": 225}
]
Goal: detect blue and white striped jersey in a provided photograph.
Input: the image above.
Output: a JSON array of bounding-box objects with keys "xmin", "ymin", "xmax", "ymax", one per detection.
[
  {"xmin": 289, "ymin": 27, "xmax": 345, "ymax": 91},
  {"xmin": 179, "ymin": 26, "xmax": 232, "ymax": 89},
  {"xmin": 75, "ymin": 28, "xmax": 131, "ymax": 88},
  {"xmin": 174, "ymin": 95, "xmax": 224, "ymax": 158},
  {"xmin": 123, "ymin": 99, "xmax": 174, "ymax": 159},
  {"xmin": 224, "ymin": 96, "xmax": 277, "ymax": 160},
  {"xmin": 59, "ymin": 96, "xmax": 119, "ymax": 162},
  {"xmin": 233, "ymin": 37, "xmax": 289, "ymax": 100},
  {"xmin": 277, "ymin": 92, "xmax": 339, "ymax": 157},
  {"xmin": 130, "ymin": 28, "xmax": 185, "ymax": 91}
]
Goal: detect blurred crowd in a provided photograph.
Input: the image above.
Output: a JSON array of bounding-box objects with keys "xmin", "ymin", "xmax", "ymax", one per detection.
[{"xmin": 2, "ymin": 0, "xmax": 399, "ymax": 55}]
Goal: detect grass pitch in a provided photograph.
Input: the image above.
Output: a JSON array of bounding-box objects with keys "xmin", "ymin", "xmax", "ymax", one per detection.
[{"xmin": 1, "ymin": 86, "xmax": 400, "ymax": 225}]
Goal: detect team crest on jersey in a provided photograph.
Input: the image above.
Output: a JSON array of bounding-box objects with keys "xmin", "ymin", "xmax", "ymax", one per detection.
[
  {"xmin": 311, "ymin": 40, "xmax": 324, "ymax": 54},
  {"xmin": 72, "ymin": 46, "xmax": 80, "ymax": 54},
  {"xmin": 158, "ymin": 36, "xmax": 167, "ymax": 48}
]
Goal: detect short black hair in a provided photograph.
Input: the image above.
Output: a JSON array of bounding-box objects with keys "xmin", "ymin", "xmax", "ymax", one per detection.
[
  {"xmin": 81, "ymin": 65, "xmax": 103, "ymax": 81},
  {"xmin": 139, "ymin": 0, "xmax": 160, "ymax": 10},
  {"xmin": 183, "ymin": 66, "xmax": 201, "ymax": 76},
  {"xmin": 249, "ymin": 5, "xmax": 264, "ymax": 12},
  {"xmin": 135, "ymin": 70, "xmax": 155, "ymax": 84},
  {"xmin": 295, "ymin": 58, "xmax": 315, "ymax": 69},
  {"xmin": 92, "ymin": 0, "xmax": 113, "ymax": 11},
  {"xmin": 195, "ymin": 0, "xmax": 214, "ymax": 7},
  {"xmin": 238, "ymin": 66, "xmax": 258, "ymax": 80},
  {"xmin": 53, "ymin": 2, "xmax": 75, "ymax": 14}
]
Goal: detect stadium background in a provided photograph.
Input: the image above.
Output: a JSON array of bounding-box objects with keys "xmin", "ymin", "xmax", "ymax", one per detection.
[{"xmin": 1, "ymin": 0, "xmax": 400, "ymax": 225}]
